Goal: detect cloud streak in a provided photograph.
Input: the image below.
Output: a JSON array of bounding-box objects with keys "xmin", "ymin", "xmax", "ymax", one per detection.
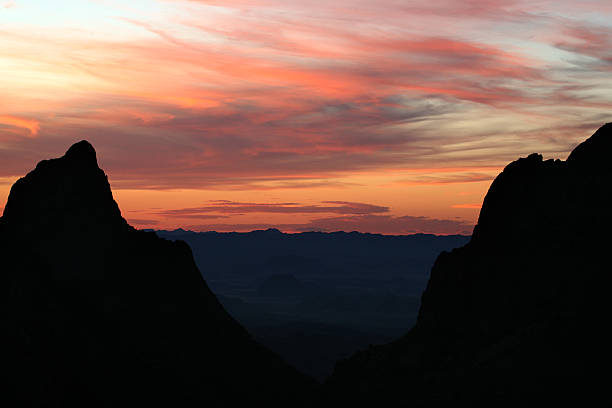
[
  {"xmin": 556, "ymin": 24, "xmax": 612, "ymax": 69},
  {"xmin": 146, "ymin": 199, "xmax": 474, "ymax": 234},
  {"xmin": 156, "ymin": 200, "xmax": 389, "ymax": 218},
  {"xmin": 0, "ymin": 0, "xmax": 610, "ymax": 233},
  {"xmin": 0, "ymin": 115, "xmax": 39, "ymax": 137}
]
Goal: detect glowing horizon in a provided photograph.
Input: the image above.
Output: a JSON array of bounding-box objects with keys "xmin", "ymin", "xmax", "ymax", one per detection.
[{"xmin": 1, "ymin": 0, "xmax": 610, "ymax": 234}]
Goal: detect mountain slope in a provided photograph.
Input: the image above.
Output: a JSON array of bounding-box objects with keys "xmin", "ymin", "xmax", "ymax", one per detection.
[
  {"xmin": 323, "ymin": 123, "xmax": 612, "ymax": 406},
  {"xmin": 0, "ymin": 141, "xmax": 314, "ymax": 407}
]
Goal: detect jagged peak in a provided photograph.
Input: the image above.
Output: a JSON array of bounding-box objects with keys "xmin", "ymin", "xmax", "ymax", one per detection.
[
  {"xmin": 566, "ymin": 122, "xmax": 612, "ymax": 168},
  {"xmin": 500, "ymin": 152, "xmax": 542, "ymax": 174},
  {"xmin": 2, "ymin": 140, "xmax": 123, "ymax": 231}
]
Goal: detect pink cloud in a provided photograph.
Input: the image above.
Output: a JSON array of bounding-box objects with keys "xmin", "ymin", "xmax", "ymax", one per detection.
[
  {"xmin": 0, "ymin": 0, "xmax": 609, "ymax": 198},
  {"xmin": 556, "ymin": 24, "xmax": 612, "ymax": 68}
]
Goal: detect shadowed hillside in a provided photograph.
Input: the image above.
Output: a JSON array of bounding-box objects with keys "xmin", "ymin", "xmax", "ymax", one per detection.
[
  {"xmin": 323, "ymin": 123, "xmax": 612, "ymax": 406},
  {"xmin": 0, "ymin": 141, "xmax": 314, "ymax": 407}
]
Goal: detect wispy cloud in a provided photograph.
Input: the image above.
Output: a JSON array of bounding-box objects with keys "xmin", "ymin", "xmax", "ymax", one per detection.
[
  {"xmin": 126, "ymin": 218, "xmax": 160, "ymax": 226},
  {"xmin": 451, "ymin": 203, "xmax": 482, "ymax": 209},
  {"xmin": 156, "ymin": 200, "xmax": 389, "ymax": 218},
  {"xmin": 556, "ymin": 24, "xmax": 612, "ymax": 69},
  {"xmin": 0, "ymin": 115, "xmax": 39, "ymax": 137},
  {"xmin": 148, "ymin": 199, "xmax": 474, "ymax": 234}
]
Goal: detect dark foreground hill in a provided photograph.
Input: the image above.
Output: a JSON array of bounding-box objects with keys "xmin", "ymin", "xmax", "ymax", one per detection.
[
  {"xmin": 0, "ymin": 141, "xmax": 314, "ymax": 407},
  {"xmin": 323, "ymin": 123, "xmax": 612, "ymax": 406}
]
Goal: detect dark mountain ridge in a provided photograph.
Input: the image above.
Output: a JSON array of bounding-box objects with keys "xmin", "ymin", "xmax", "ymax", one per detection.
[
  {"xmin": 323, "ymin": 123, "xmax": 612, "ymax": 406},
  {"xmin": 4, "ymin": 123, "xmax": 610, "ymax": 406},
  {"xmin": 0, "ymin": 141, "xmax": 314, "ymax": 407}
]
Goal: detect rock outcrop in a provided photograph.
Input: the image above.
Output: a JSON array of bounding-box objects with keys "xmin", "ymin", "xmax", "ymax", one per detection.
[
  {"xmin": 323, "ymin": 123, "xmax": 612, "ymax": 406},
  {"xmin": 0, "ymin": 141, "xmax": 314, "ymax": 407}
]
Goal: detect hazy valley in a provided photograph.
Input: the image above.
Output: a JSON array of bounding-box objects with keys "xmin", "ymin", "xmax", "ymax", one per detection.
[{"xmin": 155, "ymin": 228, "xmax": 468, "ymax": 379}]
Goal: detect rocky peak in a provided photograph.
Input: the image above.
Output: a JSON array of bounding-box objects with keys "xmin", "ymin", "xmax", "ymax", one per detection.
[
  {"xmin": 1, "ymin": 140, "xmax": 124, "ymax": 234},
  {"xmin": 64, "ymin": 140, "xmax": 99, "ymax": 165},
  {"xmin": 567, "ymin": 122, "xmax": 612, "ymax": 170},
  {"xmin": 471, "ymin": 122, "xmax": 611, "ymax": 245},
  {"xmin": 0, "ymin": 140, "xmax": 314, "ymax": 407},
  {"xmin": 324, "ymin": 122, "xmax": 612, "ymax": 407}
]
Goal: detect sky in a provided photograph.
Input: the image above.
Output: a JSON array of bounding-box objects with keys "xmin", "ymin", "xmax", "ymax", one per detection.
[{"xmin": 0, "ymin": 0, "xmax": 610, "ymax": 234}]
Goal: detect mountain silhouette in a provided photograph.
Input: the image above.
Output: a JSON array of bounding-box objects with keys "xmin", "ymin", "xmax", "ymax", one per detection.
[
  {"xmin": 323, "ymin": 123, "xmax": 612, "ymax": 406},
  {"xmin": 0, "ymin": 141, "xmax": 314, "ymax": 407}
]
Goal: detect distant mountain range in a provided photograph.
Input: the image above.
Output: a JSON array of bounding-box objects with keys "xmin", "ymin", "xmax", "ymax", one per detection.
[{"xmin": 154, "ymin": 228, "xmax": 469, "ymax": 379}]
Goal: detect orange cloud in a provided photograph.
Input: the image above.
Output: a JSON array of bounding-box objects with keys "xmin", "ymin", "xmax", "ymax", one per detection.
[
  {"xmin": 451, "ymin": 203, "xmax": 482, "ymax": 209},
  {"xmin": 0, "ymin": 115, "xmax": 40, "ymax": 136}
]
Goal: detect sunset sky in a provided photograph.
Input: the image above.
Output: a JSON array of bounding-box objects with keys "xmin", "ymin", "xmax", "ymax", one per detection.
[{"xmin": 1, "ymin": 0, "xmax": 610, "ymax": 234}]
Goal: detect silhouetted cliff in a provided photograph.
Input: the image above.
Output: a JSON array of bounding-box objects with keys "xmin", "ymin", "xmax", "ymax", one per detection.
[
  {"xmin": 0, "ymin": 141, "xmax": 314, "ymax": 407},
  {"xmin": 323, "ymin": 123, "xmax": 612, "ymax": 406}
]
